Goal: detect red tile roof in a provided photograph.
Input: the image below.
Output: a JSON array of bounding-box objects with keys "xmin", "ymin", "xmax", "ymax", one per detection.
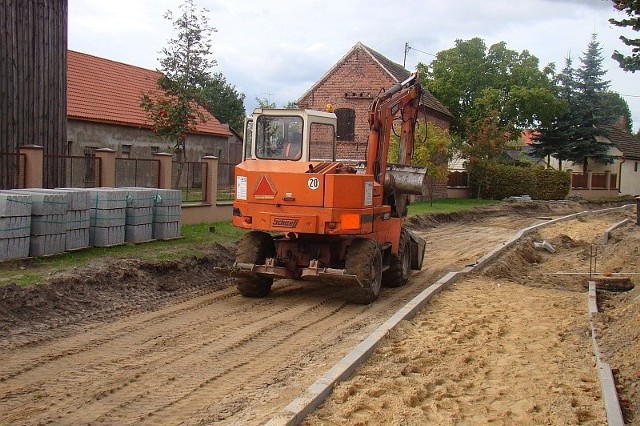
[{"xmin": 67, "ymin": 50, "xmax": 231, "ymax": 137}]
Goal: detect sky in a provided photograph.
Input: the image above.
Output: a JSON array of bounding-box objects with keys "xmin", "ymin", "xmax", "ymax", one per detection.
[{"xmin": 68, "ymin": 0, "xmax": 640, "ymax": 132}]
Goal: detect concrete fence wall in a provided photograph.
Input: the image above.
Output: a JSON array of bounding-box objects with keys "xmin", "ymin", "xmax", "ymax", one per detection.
[{"xmin": 16, "ymin": 145, "xmax": 232, "ymax": 225}]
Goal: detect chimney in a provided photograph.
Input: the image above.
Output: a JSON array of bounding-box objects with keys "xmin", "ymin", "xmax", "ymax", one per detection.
[{"xmin": 616, "ymin": 115, "xmax": 628, "ymax": 130}]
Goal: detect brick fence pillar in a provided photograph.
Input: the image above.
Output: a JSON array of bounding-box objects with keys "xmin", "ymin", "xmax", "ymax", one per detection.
[
  {"xmin": 19, "ymin": 145, "xmax": 44, "ymax": 188},
  {"xmin": 95, "ymin": 148, "xmax": 116, "ymax": 187},
  {"xmin": 201, "ymin": 156, "xmax": 219, "ymax": 204},
  {"xmin": 153, "ymin": 152, "xmax": 174, "ymax": 189}
]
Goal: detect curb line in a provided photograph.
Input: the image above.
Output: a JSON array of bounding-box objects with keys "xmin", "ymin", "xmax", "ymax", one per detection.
[
  {"xmin": 266, "ymin": 205, "xmax": 633, "ymax": 426},
  {"xmin": 588, "ymin": 281, "xmax": 625, "ymax": 426}
]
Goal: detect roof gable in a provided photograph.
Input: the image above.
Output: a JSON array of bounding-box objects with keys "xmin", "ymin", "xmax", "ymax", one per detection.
[
  {"xmin": 67, "ymin": 50, "xmax": 231, "ymax": 137},
  {"xmin": 298, "ymin": 42, "xmax": 452, "ymax": 119},
  {"xmin": 602, "ymin": 123, "xmax": 640, "ymax": 160}
]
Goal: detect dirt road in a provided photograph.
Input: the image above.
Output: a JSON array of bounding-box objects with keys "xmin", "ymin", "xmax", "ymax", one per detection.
[{"xmin": 0, "ymin": 202, "xmax": 637, "ymax": 425}]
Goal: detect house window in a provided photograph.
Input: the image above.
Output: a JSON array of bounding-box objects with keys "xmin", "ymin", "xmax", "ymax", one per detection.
[
  {"xmin": 83, "ymin": 147, "xmax": 96, "ymax": 183},
  {"xmin": 67, "ymin": 140, "xmax": 73, "ymax": 156},
  {"xmin": 121, "ymin": 144, "xmax": 132, "ymax": 159},
  {"xmin": 335, "ymin": 108, "xmax": 355, "ymax": 142},
  {"xmin": 635, "ymin": 161, "xmax": 638, "ymax": 172},
  {"xmin": 151, "ymin": 146, "xmax": 159, "ymax": 155}
]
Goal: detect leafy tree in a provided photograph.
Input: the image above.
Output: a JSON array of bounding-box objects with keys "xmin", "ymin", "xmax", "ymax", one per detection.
[
  {"xmin": 597, "ymin": 91, "xmax": 633, "ymax": 131},
  {"xmin": 202, "ymin": 73, "xmax": 246, "ymax": 134},
  {"xmin": 609, "ymin": 0, "xmax": 640, "ymax": 72},
  {"xmin": 140, "ymin": 0, "xmax": 216, "ymax": 183},
  {"xmin": 462, "ymin": 108, "xmax": 514, "ymax": 167},
  {"xmin": 418, "ymin": 38, "xmax": 561, "ymax": 144}
]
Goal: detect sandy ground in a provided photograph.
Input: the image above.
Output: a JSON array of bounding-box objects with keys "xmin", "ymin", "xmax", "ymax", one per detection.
[
  {"xmin": 303, "ymin": 207, "xmax": 640, "ymax": 426},
  {"xmin": 0, "ymin": 201, "xmax": 638, "ymax": 425}
]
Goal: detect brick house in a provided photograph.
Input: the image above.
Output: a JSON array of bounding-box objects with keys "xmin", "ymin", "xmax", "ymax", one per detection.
[
  {"xmin": 297, "ymin": 42, "xmax": 452, "ymax": 162},
  {"xmin": 67, "ymin": 50, "xmax": 233, "ymax": 163}
]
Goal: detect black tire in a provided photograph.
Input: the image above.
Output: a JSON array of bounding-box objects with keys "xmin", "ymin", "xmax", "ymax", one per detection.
[
  {"xmin": 382, "ymin": 228, "xmax": 411, "ymax": 288},
  {"xmin": 344, "ymin": 239, "xmax": 382, "ymax": 304},
  {"xmin": 236, "ymin": 231, "xmax": 275, "ymax": 298}
]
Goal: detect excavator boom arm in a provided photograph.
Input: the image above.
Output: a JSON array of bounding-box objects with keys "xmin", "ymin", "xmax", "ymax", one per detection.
[{"xmin": 365, "ymin": 74, "xmax": 422, "ymax": 186}]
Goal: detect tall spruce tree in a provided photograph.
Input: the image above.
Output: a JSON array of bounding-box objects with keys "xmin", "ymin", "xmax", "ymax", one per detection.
[
  {"xmin": 568, "ymin": 34, "xmax": 615, "ymax": 174},
  {"xmin": 531, "ymin": 57, "xmax": 577, "ymax": 170},
  {"xmin": 533, "ymin": 34, "xmax": 615, "ymax": 174}
]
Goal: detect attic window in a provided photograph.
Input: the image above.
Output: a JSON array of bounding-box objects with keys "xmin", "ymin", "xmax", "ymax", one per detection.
[{"xmin": 335, "ymin": 108, "xmax": 355, "ymax": 142}]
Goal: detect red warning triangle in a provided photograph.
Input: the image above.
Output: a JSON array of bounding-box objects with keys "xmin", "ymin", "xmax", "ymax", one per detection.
[{"xmin": 254, "ymin": 175, "xmax": 277, "ymax": 199}]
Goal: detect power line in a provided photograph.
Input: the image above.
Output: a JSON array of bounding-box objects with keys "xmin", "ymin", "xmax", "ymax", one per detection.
[{"xmin": 403, "ymin": 42, "xmax": 436, "ymax": 67}]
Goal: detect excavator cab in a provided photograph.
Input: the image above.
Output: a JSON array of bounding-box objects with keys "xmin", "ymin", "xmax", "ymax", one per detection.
[{"xmin": 242, "ymin": 108, "xmax": 337, "ymax": 162}]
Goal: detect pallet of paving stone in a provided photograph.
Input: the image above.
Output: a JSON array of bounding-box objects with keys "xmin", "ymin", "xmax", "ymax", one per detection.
[
  {"xmin": 0, "ymin": 192, "xmax": 32, "ymax": 261},
  {"xmin": 119, "ymin": 188, "xmax": 157, "ymax": 243},
  {"xmin": 8, "ymin": 190, "xmax": 67, "ymax": 257},
  {"xmin": 85, "ymin": 188, "xmax": 128, "ymax": 247},
  {"xmin": 32, "ymin": 188, "xmax": 92, "ymax": 251}
]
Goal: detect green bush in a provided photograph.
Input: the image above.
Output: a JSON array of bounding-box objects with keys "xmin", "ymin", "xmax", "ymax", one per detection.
[{"xmin": 468, "ymin": 162, "xmax": 570, "ymax": 200}]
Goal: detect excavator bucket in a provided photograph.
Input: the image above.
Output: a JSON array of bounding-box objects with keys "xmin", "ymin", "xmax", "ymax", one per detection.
[{"xmin": 385, "ymin": 164, "xmax": 428, "ymax": 196}]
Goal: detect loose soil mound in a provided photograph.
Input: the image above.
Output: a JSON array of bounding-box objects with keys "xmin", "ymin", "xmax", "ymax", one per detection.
[{"xmin": 0, "ymin": 243, "xmax": 236, "ymax": 338}]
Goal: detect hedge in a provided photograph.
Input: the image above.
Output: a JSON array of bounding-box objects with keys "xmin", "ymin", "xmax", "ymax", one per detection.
[{"xmin": 468, "ymin": 163, "xmax": 571, "ymax": 200}]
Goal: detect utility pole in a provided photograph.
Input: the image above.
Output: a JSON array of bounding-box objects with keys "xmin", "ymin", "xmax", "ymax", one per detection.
[{"xmin": 403, "ymin": 42, "xmax": 410, "ymax": 68}]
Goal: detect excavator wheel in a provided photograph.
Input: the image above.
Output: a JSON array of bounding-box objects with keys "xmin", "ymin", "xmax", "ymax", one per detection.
[
  {"xmin": 344, "ymin": 239, "xmax": 382, "ymax": 304},
  {"xmin": 382, "ymin": 227, "xmax": 411, "ymax": 288},
  {"xmin": 236, "ymin": 231, "xmax": 276, "ymax": 298}
]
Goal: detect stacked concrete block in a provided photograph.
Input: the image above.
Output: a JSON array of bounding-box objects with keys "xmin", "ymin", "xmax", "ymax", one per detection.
[
  {"xmin": 0, "ymin": 192, "xmax": 32, "ymax": 261},
  {"xmin": 120, "ymin": 188, "xmax": 155, "ymax": 243},
  {"xmin": 18, "ymin": 188, "xmax": 91, "ymax": 251},
  {"xmin": 11, "ymin": 190, "xmax": 67, "ymax": 257},
  {"xmin": 152, "ymin": 189, "xmax": 182, "ymax": 240},
  {"xmin": 86, "ymin": 188, "xmax": 127, "ymax": 247}
]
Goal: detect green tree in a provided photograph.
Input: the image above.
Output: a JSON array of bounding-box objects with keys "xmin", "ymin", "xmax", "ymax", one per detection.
[
  {"xmin": 534, "ymin": 35, "xmax": 616, "ymax": 174},
  {"xmin": 532, "ymin": 57, "xmax": 578, "ymax": 170},
  {"xmin": 568, "ymin": 34, "xmax": 615, "ymax": 173},
  {"xmin": 140, "ymin": 0, "xmax": 216, "ymax": 182},
  {"xmin": 202, "ymin": 73, "xmax": 246, "ymax": 134},
  {"xmin": 418, "ymin": 38, "xmax": 561, "ymax": 144},
  {"xmin": 609, "ymin": 0, "xmax": 640, "ymax": 72},
  {"xmin": 597, "ymin": 91, "xmax": 633, "ymax": 131},
  {"xmin": 388, "ymin": 122, "xmax": 454, "ymax": 205}
]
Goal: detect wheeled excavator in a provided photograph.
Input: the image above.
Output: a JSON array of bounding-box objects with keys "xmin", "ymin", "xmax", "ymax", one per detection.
[{"xmin": 228, "ymin": 74, "xmax": 427, "ymax": 304}]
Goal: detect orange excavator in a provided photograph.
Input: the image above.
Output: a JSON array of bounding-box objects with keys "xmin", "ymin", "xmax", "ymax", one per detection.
[{"xmin": 229, "ymin": 74, "xmax": 427, "ymax": 304}]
